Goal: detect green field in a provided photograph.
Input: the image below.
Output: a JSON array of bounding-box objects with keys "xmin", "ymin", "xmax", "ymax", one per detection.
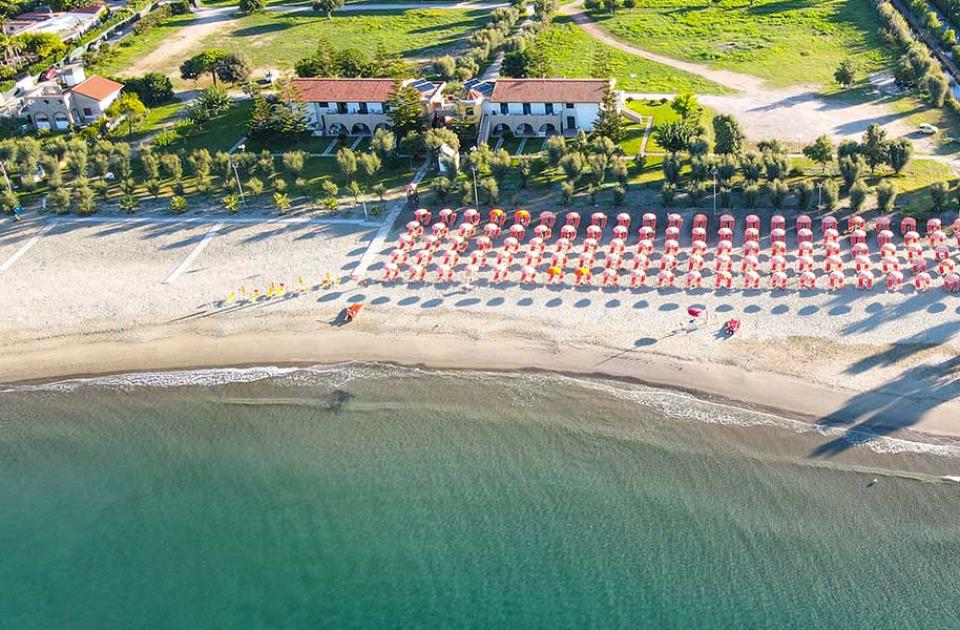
[
  {"xmin": 199, "ymin": 8, "xmax": 486, "ymax": 71},
  {"xmin": 590, "ymin": 0, "xmax": 896, "ymax": 87},
  {"xmin": 95, "ymin": 8, "xmax": 486, "ymax": 82},
  {"xmin": 539, "ymin": 17, "xmax": 731, "ymax": 94},
  {"xmin": 91, "ymin": 12, "xmax": 198, "ymax": 77}
]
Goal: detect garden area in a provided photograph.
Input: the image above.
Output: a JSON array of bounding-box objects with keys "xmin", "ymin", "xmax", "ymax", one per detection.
[{"xmin": 587, "ymin": 0, "xmax": 897, "ymax": 87}]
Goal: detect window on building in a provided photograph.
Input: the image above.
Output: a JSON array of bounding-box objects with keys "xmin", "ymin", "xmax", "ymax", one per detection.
[
  {"xmin": 82, "ymin": 107, "xmax": 93, "ymax": 116},
  {"xmin": 499, "ymin": 103, "xmax": 508, "ymax": 114},
  {"xmin": 359, "ymin": 103, "xmax": 368, "ymax": 114},
  {"xmin": 565, "ymin": 103, "xmax": 574, "ymax": 109},
  {"xmin": 545, "ymin": 103, "xmax": 554, "ymax": 115},
  {"xmin": 316, "ymin": 101, "xmax": 328, "ymax": 108},
  {"xmin": 522, "ymin": 103, "xmax": 531, "ymax": 115}
]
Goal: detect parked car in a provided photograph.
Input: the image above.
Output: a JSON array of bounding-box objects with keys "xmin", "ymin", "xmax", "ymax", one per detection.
[{"xmin": 919, "ymin": 123, "xmax": 939, "ymax": 134}]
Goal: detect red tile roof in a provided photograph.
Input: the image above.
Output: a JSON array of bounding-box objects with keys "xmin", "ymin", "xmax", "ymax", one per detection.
[
  {"xmin": 69, "ymin": 4, "xmax": 106, "ymax": 14},
  {"xmin": 70, "ymin": 76, "xmax": 123, "ymax": 101},
  {"xmin": 289, "ymin": 78, "xmax": 397, "ymax": 103},
  {"xmin": 490, "ymin": 79, "xmax": 610, "ymax": 103}
]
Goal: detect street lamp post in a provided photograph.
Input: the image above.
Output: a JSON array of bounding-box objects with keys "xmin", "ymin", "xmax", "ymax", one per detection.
[
  {"xmin": 231, "ymin": 143, "xmax": 246, "ymax": 205},
  {"xmin": 711, "ymin": 167, "xmax": 719, "ymax": 217},
  {"xmin": 816, "ymin": 181, "xmax": 824, "ymax": 216}
]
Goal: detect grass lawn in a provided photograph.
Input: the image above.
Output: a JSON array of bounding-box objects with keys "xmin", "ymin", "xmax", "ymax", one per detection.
[
  {"xmin": 590, "ymin": 0, "xmax": 896, "ymax": 87},
  {"xmin": 540, "ymin": 17, "xmax": 731, "ymax": 95},
  {"xmin": 497, "ymin": 136, "xmax": 525, "ymax": 155},
  {"xmin": 109, "ymin": 100, "xmax": 186, "ymax": 144},
  {"xmin": 161, "ymin": 100, "xmax": 253, "ymax": 153},
  {"xmin": 197, "ymin": 8, "xmax": 487, "ymax": 72},
  {"xmin": 89, "ymin": 12, "xmax": 198, "ymax": 78}
]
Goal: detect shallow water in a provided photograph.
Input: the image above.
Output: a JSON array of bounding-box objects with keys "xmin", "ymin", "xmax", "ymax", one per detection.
[{"xmin": 2, "ymin": 365, "xmax": 959, "ymax": 628}]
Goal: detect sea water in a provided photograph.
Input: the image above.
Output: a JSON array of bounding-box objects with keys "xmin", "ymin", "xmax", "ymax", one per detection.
[{"xmin": 2, "ymin": 365, "xmax": 960, "ymax": 629}]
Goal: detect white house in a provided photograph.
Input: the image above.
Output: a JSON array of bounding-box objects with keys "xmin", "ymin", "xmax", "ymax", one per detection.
[
  {"xmin": 1, "ymin": 5, "xmax": 106, "ymax": 42},
  {"xmin": 289, "ymin": 78, "xmax": 443, "ymax": 137},
  {"xmin": 20, "ymin": 66, "xmax": 123, "ymax": 130},
  {"xmin": 479, "ymin": 78, "xmax": 613, "ymax": 140}
]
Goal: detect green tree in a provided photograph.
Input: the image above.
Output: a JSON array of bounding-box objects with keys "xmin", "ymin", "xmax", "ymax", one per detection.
[
  {"xmin": 72, "ymin": 180, "xmax": 96, "ymax": 216},
  {"xmin": 180, "ymin": 49, "xmax": 229, "ymax": 86},
  {"xmin": 544, "ymin": 135, "xmax": 567, "ymax": 166},
  {"xmin": 926, "ymin": 72, "xmax": 949, "ymax": 107},
  {"xmin": 160, "ymin": 153, "xmax": 183, "ymax": 181},
  {"xmin": 51, "ymin": 187, "xmax": 72, "ymax": 214},
  {"xmin": 239, "ymin": 0, "xmax": 265, "ymax": 13},
  {"xmin": 670, "ymin": 93, "xmax": 701, "ymax": 125},
  {"xmin": 849, "ymin": 180, "xmax": 868, "ymax": 210},
  {"xmin": 712, "ymin": 114, "xmax": 744, "ymax": 155},
  {"xmin": 653, "ymin": 120, "xmax": 694, "ymax": 155},
  {"xmin": 803, "ymin": 134, "xmax": 834, "ymax": 172},
  {"xmin": 501, "ymin": 48, "xmax": 534, "ymax": 78},
  {"xmin": 371, "ymin": 127, "xmax": 396, "ymax": 162},
  {"xmin": 214, "ymin": 53, "xmax": 251, "ymax": 85},
  {"xmin": 313, "ymin": 0, "xmax": 345, "ymax": 19},
  {"xmin": 839, "ymin": 155, "xmax": 865, "ymax": 187},
  {"xmin": 336, "ymin": 147, "xmax": 358, "ymax": 182},
  {"xmin": 295, "ymin": 37, "xmax": 337, "ymax": 77},
  {"xmin": 876, "ymin": 180, "xmax": 898, "ymax": 211},
  {"xmin": 834, "ymin": 58, "xmax": 856, "ymax": 88},
  {"xmin": 559, "ymin": 152, "xmax": 584, "ymax": 182},
  {"xmin": 432, "ymin": 55, "xmax": 457, "ymax": 81},
  {"xmin": 592, "ymin": 82, "xmax": 623, "ymax": 142},
  {"xmin": 887, "ymin": 138, "xmax": 913, "ymax": 174},
  {"xmin": 930, "ymin": 181, "xmax": 950, "ymax": 212},
  {"xmin": 860, "ymin": 123, "xmax": 888, "ymax": 172},
  {"xmin": 387, "ymin": 83, "xmax": 424, "ymax": 139}
]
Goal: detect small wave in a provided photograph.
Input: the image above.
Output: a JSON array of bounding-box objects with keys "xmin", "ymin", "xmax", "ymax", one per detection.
[{"xmin": 1, "ymin": 366, "xmax": 304, "ymax": 393}]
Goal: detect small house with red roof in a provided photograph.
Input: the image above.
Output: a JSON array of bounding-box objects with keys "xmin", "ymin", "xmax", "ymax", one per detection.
[{"xmin": 20, "ymin": 65, "xmax": 123, "ymax": 130}]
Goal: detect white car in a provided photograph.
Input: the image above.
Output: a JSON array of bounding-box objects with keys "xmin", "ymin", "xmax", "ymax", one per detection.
[{"xmin": 918, "ymin": 123, "xmax": 939, "ymax": 134}]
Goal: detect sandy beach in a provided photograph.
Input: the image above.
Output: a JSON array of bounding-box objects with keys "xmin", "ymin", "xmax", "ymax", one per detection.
[{"xmin": 1, "ymin": 209, "xmax": 959, "ymax": 447}]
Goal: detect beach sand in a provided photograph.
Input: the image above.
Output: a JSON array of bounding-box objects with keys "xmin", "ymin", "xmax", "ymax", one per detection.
[{"xmin": 1, "ymin": 212, "xmax": 959, "ymax": 445}]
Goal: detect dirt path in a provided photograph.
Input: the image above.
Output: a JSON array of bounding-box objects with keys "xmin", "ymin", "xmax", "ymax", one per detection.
[
  {"xmin": 560, "ymin": 0, "xmax": 766, "ymax": 93},
  {"xmin": 563, "ymin": 0, "xmax": 946, "ymax": 154}
]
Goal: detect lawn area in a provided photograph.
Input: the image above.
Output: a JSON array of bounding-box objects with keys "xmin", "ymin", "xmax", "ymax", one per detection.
[
  {"xmin": 497, "ymin": 136, "xmax": 525, "ymax": 155},
  {"xmin": 109, "ymin": 100, "xmax": 186, "ymax": 144},
  {"xmin": 590, "ymin": 0, "xmax": 896, "ymax": 88},
  {"xmin": 539, "ymin": 17, "xmax": 730, "ymax": 95},
  {"xmin": 89, "ymin": 12, "xmax": 198, "ymax": 78},
  {"xmin": 161, "ymin": 100, "xmax": 252, "ymax": 153},
  {"xmin": 197, "ymin": 8, "xmax": 487, "ymax": 72}
]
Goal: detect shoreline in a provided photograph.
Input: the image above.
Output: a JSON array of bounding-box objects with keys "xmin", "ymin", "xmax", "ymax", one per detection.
[{"xmin": 3, "ymin": 313, "xmax": 959, "ymax": 442}]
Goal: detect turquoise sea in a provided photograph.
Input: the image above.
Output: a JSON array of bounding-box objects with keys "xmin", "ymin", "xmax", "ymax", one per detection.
[{"xmin": 2, "ymin": 364, "xmax": 960, "ymax": 628}]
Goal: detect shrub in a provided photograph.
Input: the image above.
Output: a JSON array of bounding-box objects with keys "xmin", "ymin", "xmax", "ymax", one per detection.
[
  {"xmin": 849, "ymin": 180, "xmax": 868, "ymax": 211},
  {"xmin": 661, "ymin": 182, "xmax": 676, "ymax": 206},
  {"xmin": 169, "ymin": 195, "xmax": 187, "ymax": 214},
  {"xmin": 742, "ymin": 184, "xmax": 760, "ymax": 209},
  {"xmin": 821, "ymin": 179, "xmax": 840, "ymax": 211},
  {"xmin": 795, "ymin": 180, "xmax": 814, "ymax": 210},
  {"xmin": 930, "ymin": 181, "xmax": 950, "ymax": 211},
  {"xmin": 561, "ymin": 181, "xmax": 574, "ymax": 204},
  {"xmin": 766, "ymin": 180, "xmax": 789, "ymax": 209},
  {"xmin": 876, "ymin": 180, "xmax": 898, "ymax": 211}
]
